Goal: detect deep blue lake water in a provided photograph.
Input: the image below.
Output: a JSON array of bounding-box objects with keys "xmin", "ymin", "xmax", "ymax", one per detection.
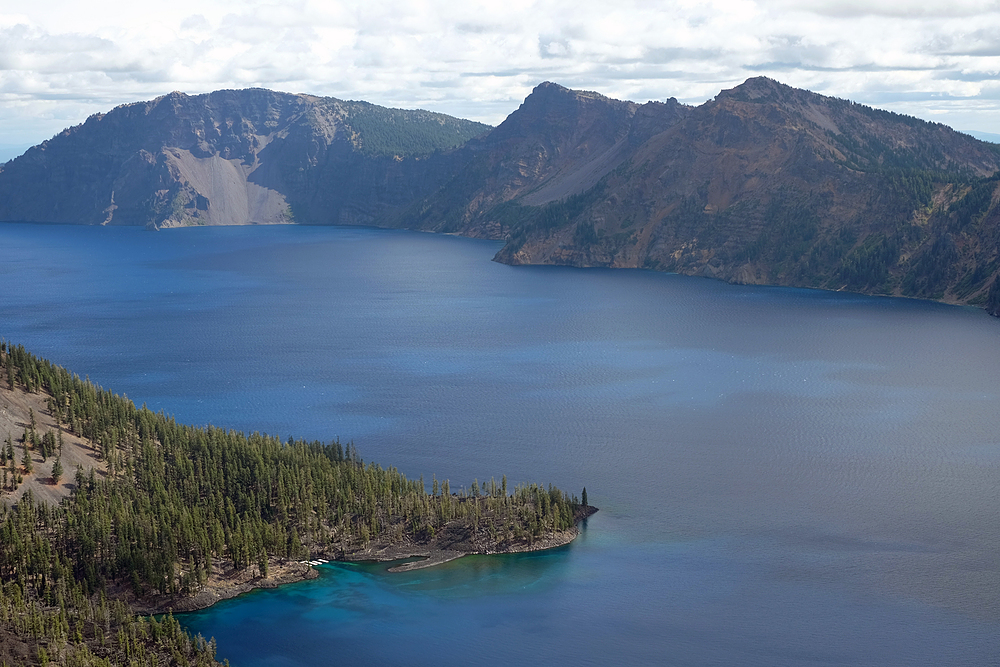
[{"xmin": 3, "ymin": 222, "xmax": 1000, "ymax": 666}]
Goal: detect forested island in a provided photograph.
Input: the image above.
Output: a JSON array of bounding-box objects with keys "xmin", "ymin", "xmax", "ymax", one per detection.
[{"xmin": 0, "ymin": 342, "xmax": 596, "ymax": 666}]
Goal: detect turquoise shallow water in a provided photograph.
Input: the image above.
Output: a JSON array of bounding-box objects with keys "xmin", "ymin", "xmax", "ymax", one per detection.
[{"xmin": 3, "ymin": 223, "xmax": 1000, "ymax": 665}]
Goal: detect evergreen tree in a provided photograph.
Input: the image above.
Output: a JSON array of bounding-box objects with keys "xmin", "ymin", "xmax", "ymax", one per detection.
[{"xmin": 0, "ymin": 341, "xmax": 593, "ymax": 667}]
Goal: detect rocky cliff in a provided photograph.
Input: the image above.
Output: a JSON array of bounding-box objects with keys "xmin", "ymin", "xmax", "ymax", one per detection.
[
  {"xmin": 407, "ymin": 79, "xmax": 1000, "ymax": 309},
  {"xmin": 394, "ymin": 82, "xmax": 686, "ymax": 238},
  {"xmin": 0, "ymin": 89, "xmax": 488, "ymax": 228},
  {"xmin": 4, "ymin": 79, "xmax": 1000, "ymax": 312}
]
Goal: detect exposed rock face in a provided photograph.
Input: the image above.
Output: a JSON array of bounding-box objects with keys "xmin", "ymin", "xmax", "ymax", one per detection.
[
  {"xmin": 0, "ymin": 89, "xmax": 488, "ymax": 228},
  {"xmin": 4, "ymin": 79, "xmax": 1000, "ymax": 310},
  {"xmin": 399, "ymin": 82, "xmax": 690, "ymax": 238},
  {"xmin": 417, "ymin": 78, "xmax": 1000, "ymax": 308}
]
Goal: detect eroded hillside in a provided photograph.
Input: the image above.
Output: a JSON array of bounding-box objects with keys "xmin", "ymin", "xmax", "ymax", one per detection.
[
  {"xmin": 0, "ymin": 89, "xmax": 488, "ymax": 228},
  {"xmin": 4, "ymin": 79, "xmax": 1000, "ymax": 312}
]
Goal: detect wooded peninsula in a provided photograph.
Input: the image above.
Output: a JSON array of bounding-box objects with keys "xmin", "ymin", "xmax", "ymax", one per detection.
[{"xmin": 0, "ymin": 342, "xmax": 596, "ymax": 666}]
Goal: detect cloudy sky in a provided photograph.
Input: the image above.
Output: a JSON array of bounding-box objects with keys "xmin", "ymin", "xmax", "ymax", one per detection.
[{"xmin": 2, "ymin": 0, "xmax": 1000, "ymax": 160}]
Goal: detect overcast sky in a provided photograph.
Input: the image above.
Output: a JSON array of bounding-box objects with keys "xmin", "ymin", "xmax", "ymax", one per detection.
[{"xmin": 3, "ymin": 0, "xmax": 1000, "ymax": 160}]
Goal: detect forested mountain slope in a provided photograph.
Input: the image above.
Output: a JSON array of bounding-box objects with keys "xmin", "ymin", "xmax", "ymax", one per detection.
[{"xmin": 0, "ymin": 342, "xmax": 592, "ymax": 666}]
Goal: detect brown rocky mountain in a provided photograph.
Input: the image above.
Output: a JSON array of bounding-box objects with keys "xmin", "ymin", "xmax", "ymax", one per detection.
[
  {"xmin": 0, "ymin": 88, "xmax": 488, "ymax": 228},
  {"xmin": 399, "ymin": 79, "xmax": 1000, "ymax": 313},
  {"xmin": 396, "ymin": 82, "xmax": 690, "ymax": 237},
  {"xmin": 3, "ymin": 79, "xmax": 1000, "ymax": 314}
]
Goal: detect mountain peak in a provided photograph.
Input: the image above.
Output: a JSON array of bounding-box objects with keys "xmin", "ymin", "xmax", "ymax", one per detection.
[
  {"xmin": 717, "ymin": 76, "xmax": 800, "ymax": 103},
  {"xmin": 532, "ymin": 81, "xmax": 568, "ymax": 93},
  {"xmin": 527, "ymin": 81, "xmax": 623, "ymax": 105},
  {"xmin": 473, "ymin": 81, "xmax": 637, "ymax": 151}
]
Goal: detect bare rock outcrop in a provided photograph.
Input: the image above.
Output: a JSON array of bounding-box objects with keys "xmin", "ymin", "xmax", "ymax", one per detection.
[{"xmin": 0, "ymin": 89, "xmax": 488, "ymax": 228}]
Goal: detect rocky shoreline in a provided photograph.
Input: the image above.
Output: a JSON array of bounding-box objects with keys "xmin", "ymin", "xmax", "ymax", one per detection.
[
  {"xmin": 127, "ymin": 561, "xmax": 320, "ymax": 615},
  {"xmin": 341, "ymin": 523, "xmax": 586, "ymax": 573},
  {"xmin": 138, "ymin": 505, "xmax": 598, "ymax": 614}
]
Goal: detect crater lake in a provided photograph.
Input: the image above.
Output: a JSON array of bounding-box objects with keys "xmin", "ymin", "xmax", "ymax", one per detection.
[{"xmin": 2, "ymin": 222, "xmax": 999, "ymax": 666}]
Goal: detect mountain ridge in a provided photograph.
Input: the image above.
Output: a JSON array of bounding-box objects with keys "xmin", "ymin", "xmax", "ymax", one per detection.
[
  {"xmin": 431, "ymin": 78, "xmax": 1000, "ymax": 314},
  {"xmin": 3, "ymin": 80, "xmax": 1000, "ymax": 315},
  {"xmin": 0, "ymin": 88, "xmax": 489, "ymax": 228}
]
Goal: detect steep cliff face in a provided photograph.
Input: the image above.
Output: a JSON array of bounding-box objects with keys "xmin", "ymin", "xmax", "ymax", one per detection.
[
  {"xmin": 0, "ymin": 89, "xmax": 488, "ymax": 228},
  {"xmin": 397, "ymin": 82, "xmax": 690, "ymax": 238},
  {"xmin": 4, "ymin": 79, "xmax": 1000, "ymax": 311},
  {"xmin": 452, "ymin": 78, "xmax": 1000, "ymax": 307}
]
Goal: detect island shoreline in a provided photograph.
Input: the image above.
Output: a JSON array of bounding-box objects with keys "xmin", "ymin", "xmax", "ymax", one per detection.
[{"xmin": 134, "ymin": 509, "xmax": 597, "ymax": 615}]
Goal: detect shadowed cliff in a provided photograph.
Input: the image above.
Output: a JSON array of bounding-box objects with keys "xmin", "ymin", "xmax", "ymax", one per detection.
[
  {"xmin": 4, "ymin": 79, "xmax": 1000, "ymax": 313},
  {"xmin": 409, "ymin": 78, "xmax": 1000, "ymax": 311}
]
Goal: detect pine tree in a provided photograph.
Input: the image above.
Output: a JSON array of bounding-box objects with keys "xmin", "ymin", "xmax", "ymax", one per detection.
[
  {"xmin": 582, "ymin": 487, "xmax": 588, "ymax": 507},
  {"xmin": 52, "ymin": 458, "xmax": 63, "ymax": 485}
]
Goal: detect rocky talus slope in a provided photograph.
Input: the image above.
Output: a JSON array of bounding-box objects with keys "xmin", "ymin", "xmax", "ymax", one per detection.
[
  {"xmin": 0, "ymin": 89, "xmax": 488, "ymax": 228},
  {"xmin": 4, "ymin": 79, "xmax": 1000, "ymax": 313}
]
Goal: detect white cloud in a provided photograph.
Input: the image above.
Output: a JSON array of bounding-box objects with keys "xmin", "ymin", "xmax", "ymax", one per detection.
[
  {"xmin": 3, "ymin": 0, "xmax": 1000, "ymax": 152},
  {"xmin": 767, "ymin": 0, "xmax": 1000, "ymax": 18}
]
